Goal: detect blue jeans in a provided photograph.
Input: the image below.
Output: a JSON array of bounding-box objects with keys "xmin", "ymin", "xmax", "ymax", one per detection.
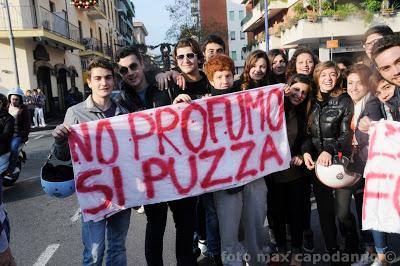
[
  {"xmin": 201, "ymin": 193, "xmax": 221, "ymax": 256},
  {"xmin": 371, "ymin": 230, "xmax": 388, "ymax": 254},
  {"xmin": 7, "ymin": 137, "xmax": 22, "ymax": 173},
  {"xmin": 82, "ymin": 209, "xmax": 131, "ymax": 266}
]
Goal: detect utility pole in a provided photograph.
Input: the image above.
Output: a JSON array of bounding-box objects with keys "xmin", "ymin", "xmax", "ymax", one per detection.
[
  {"xmin": 4, "ymin": 0, "xmax": 20, "ymax": 88},
  {"xmin": 264, "ymin": 0, "xmax": 269, "ymax": 52}
]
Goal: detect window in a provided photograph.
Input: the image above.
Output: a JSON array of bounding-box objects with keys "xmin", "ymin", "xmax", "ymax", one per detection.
[
  {"xmin": 240, "ymin": 31, "xmax": 245, "ymax": 40},
  {"xmin": 49, "ymin": 1, "xmax": 55, "ymax": 12},
  {"xmin": 229, "ymin": 11, "xmax": 235, "ymax": 21},
  {"xmin": 230, "ymin": 31, "xmax": 236, "ymax": 40},
  {"xmin": 90, "ymin": 28, "xmax": 93, "ymax": 38},
  {"xmin": 241, "ymin": 50, "xmax": 245, "ymax": 60},
  {"xmin": 239, "ymin": 10, "xmax": 244, "ymax": 20},
  {"xmin": 231, "ymin": 51, "xmax": 237, "ymax": 61}
]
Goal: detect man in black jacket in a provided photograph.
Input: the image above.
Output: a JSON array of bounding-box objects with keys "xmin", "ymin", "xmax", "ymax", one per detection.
[{"xmin": 114, "ymin": 46, "xmax": 197, "ymax": 266}]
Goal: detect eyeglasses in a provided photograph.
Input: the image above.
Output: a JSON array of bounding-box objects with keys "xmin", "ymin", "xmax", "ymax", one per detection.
[
  {"xmin": 363, "ymin": 39, "xmax": 380, "ymax": 49},
  {"xmin": 118, "ymin": 63, "xmax": 139, "ymax": 76},
  {"xmin": 176, "ymin": 53, "xmax": 197, "ymax": 61}
]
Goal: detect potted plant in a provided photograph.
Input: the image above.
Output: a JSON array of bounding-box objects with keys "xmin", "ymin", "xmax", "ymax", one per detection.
[
  {"xmin": 307, "ymin": 12, "xmax": 318, "ymax": 22},
  {"xmin": 380, "ymin": 0, "xmax": 394, "ymax": 16}
]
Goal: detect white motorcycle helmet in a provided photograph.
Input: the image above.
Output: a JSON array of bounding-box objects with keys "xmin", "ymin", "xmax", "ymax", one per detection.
[{"xmin": 315, "ymin": 153, "xmax": 361, "ymax": 189}]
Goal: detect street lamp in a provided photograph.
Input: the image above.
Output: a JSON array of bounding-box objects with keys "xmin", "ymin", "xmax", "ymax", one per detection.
[
  {"xmin": 2, "ymin": 0, "xmax": 20, "ymax": 88},
  {"xmin": 264, "ymin": 0, "xmax": 269, "ymax": 52}
]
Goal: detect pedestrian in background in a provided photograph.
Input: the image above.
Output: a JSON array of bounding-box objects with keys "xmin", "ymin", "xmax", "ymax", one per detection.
[
  {"xmin": 32, "ymin": 88, "xmax": 46, "ymax": 128},
  {"xmin": 23, "ymin": 90, "xmax": 35, "ymax": 127}
]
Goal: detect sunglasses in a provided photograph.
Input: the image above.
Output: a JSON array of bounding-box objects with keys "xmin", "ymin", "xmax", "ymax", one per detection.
[
  {"xmin": 176, "ymin": 53, "xmax": 197, "ymax": 61},
  {"xmin": 118, "ymin": 63, "xmax": 139, "ymax": 76}
]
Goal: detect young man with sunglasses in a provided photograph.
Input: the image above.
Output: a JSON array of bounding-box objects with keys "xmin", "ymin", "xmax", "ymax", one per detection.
[
  {"xmin": 114, "ymin": 46, "xmax": 197, "ymax": 266},
  {"xmin": 172, "ymin": 37, "xmax": 212, "ymax": 104},
  {"xmin": 52, "ymin": 57, "xmax": 132, "ymax": 266},
  {"xmin": 114, "ymin": 46, "xmax": 173, "ymax": 112}
]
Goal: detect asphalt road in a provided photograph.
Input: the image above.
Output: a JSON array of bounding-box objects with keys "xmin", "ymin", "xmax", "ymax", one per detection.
[{"xmin": 3, "ymin": 129, "xmax": 400, "ymax": 265}]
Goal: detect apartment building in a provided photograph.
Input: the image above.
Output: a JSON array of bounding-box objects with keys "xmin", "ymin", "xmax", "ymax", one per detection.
[
  {"xmin": 241, "ymin": 0, "xmax": 400, "ymax": 61},
  {"xmin": 0, "ymin": 0, "xmax": 135, "ymax": 115},
  {"xmin": 191, "ymin": 0, "xmax": 247, "ymax": 74},
  {"xmin": 227, "ymin": 0, "xmax": 247, "ymax": 74},
  {"xmin": 133, "ymin": 21, "xmax": 147, "ymax": 44}
]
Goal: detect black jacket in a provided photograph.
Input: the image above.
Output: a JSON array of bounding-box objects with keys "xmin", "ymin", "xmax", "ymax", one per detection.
[
  {"xmin": 115, "ymin": 78, "xmax": 173, "ymax": 112},
  {"xmin": 171, "ymin": 71, "xmax": 212, "ymax": 100},
  {"xmin": 302, "ymin": 92, "xmax": 354, "ymax": 158},
  {"xmin": 0, "ymin": 111, "xmax": 14, "ymax": 156},
  {"xmin": 355, "ymin": 87, "xmax": 400, "ymax": 164}
]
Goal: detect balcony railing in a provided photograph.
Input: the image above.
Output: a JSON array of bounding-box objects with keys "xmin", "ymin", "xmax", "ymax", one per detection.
[
  {"xmin": 241, "ymin": 0, "xmax": 265, "ymax": 26},
  {"xmin": 82, "ymin": 37, "xmax": 103, "ymax": 53},
  {"xmin": 39, "ymin": 6, "xmax": 81, "ymax": 43},
  {"xmin": 86, "ymin": 0, "xmax": 106, "ymax": 20},
  {"xmin": 0, "ymin": 4, "xmax": 81, "ymax": 44}
]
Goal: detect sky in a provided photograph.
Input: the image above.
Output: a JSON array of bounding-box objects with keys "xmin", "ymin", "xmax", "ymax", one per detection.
[{"xmin": 133, "ymin": 0, "xmax": 174, "ymax": 49}]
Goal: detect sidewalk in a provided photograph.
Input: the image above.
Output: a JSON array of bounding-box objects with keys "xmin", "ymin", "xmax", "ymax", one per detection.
[{"xmin": 30, "ymin": 115, "xmax": 64, "ymax": 132}]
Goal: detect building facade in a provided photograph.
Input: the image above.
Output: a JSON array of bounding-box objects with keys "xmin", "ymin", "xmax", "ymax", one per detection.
[
  {"xmin": 133, "ymin": 21, "xmax": 148, "ymax": 44},
  {"xmin": 241, "ymin": 0, "xmax": 400, "ymax": 61},
  {"xmin": 191, "ymin": 0, "xmax": 247, "ymax": 74},
  {"xmin": 227, "ymin": 0, "xmax": 247, "ymax": 74},
  {"xmin": 0, "ymin": 0, "xmax": 135, "ymax": 116}
]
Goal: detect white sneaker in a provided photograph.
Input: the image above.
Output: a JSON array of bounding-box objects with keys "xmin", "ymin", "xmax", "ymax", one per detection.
[
  {"xmin": 198, "ymin": 239, "xmax": 207, "ymax": 256},
  {"xmin": 31, "ymin": 125, "xmax": 37, "ymax": 128},
  {"xmin": 351, "ymin": 251, "xmax": 374, "ymax": 266},
  {"xmin": 12, "ymin": 167, "xmax": 20, "ymax": 175},
  {"xmin": 136, "ymin": 205, "xmax": 145, "ymax": 214},
  {"xmin": 39, "ymin": 124, "xmax": 46, "ymax": 127}
]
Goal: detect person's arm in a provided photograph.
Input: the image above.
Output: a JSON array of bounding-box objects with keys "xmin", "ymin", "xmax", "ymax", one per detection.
[{"xmin": 52, "ymin": 107, "xmax": 76, "ymax": 161}]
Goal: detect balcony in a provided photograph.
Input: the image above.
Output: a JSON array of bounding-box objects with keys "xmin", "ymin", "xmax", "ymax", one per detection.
[
  {"xmin": 79, "ymin": 37, "xmax": 112, "ymax": 59},
  {"xmin": 241, "ymin": 0, "xmax": 265, "ymax": 32},
  {"xmin": 85, "ymin": 0, "xmax": 107, "ymax": 20},
  {"xmin": 0, "ymin": 5, "xmax": 83, "ymax": 50},
  {"xmin": 280, "ymin": 14, "xmax": 400, "ymax": 46},
  {"xmin": 241, "ymin": 0, "xmax": 287, "ymax": 32}
]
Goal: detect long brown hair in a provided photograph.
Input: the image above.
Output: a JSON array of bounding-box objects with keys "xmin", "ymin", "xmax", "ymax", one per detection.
[
  {"xmin": 346, "ymin": 64, "xmax": 373, "ymax": 92},
  {"xmin": 241, "ymin": 50, "xmax": 271, "ymax": 90},
  {"xmin": 313, "ymin": 61, "xmax": 344, "ymax": 101},
  {"xmin": 286, "ymin": 47, "xmax": 319, "ymax": 80}
]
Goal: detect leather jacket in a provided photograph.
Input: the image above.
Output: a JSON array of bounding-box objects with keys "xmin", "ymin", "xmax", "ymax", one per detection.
[{"xmin": 302, "ymin": 92, "xmax": 354, "ymax": 158}]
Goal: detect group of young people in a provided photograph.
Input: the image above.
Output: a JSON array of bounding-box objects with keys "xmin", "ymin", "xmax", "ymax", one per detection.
[
  {"xmin": 23, "ymin": 88, "xmax": 46, "ymax": 128},
  {"xmin": 49, "ymin": 25, "xmax": 400, "ymax": 266}
]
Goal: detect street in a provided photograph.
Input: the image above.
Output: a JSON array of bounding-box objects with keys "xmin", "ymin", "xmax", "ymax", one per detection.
[{"xmin": 3, "ymin": 128, "xmax": 400, "ymax": 265}]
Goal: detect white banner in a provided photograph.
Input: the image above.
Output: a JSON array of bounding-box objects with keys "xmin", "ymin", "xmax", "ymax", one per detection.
[
  {"xmin": 363, "ymin": 120, "xmax": 400, "ymax": 233},
  {"xmin": 69, "ymin": 85, "xmax": 291, "ymax": 222}
]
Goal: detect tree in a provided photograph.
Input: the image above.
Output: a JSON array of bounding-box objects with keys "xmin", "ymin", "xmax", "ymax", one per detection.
[{"xmin": 165, "ymin": 0, "xmax": 198, "ymax": 42}]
